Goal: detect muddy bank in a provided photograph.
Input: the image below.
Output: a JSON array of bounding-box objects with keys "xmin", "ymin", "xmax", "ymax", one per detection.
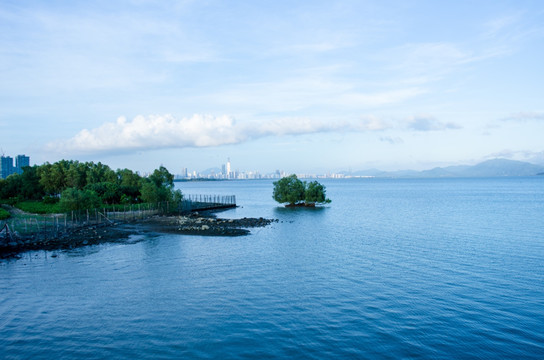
[{"xmin": 0, "ymin": 212, "xmax": 277, "ymax": 258}]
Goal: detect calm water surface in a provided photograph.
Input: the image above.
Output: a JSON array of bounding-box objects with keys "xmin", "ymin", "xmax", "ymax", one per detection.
[{"xmin": 1, "ymin": 177, "xmax": 543, "ymax": 359}]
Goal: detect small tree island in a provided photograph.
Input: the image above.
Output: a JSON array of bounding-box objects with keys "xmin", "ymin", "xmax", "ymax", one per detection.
[{"xmin": 273, "ymin": 174, "xmax": 331, "ymax": 207}]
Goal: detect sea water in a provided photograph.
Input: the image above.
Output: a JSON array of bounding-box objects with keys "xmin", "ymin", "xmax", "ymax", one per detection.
[{"xmin": 1, "ymin": 177, "xmax": 543, "ymax": 359}]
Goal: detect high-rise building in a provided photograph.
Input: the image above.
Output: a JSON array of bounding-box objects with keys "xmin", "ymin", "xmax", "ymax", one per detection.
[
  {"xmin": 0, "ymin": 156, "xmax": 14, "ymax": 179},
  {"xmin": 15, "ymin": 154, "xmax": 30, "ymax": 174},
  {"xmin": 0, "ymin": 154, "xmax": 30, "ymax": 178},
  {"xmin": 226, "ymin": 158, "xmax": 231, "ymax": 178}
]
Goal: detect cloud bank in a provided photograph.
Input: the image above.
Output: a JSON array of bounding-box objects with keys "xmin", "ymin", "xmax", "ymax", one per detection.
[
  {"xmin": 48, "ymin": 114, "xmax": 369, "ymax": 154},
  {"xmin": 48, "ymin": 113, "xmax": 462, "ymax": 154},
  {"xmin": 51, "ymin": 115, "xmax": 242, "ymax": 153}
]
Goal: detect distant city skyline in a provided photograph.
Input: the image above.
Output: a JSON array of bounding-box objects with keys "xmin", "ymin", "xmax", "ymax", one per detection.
[
  {"xmin": 1, "ymin": 1, "xmax": 543, "ymax": 173},
  {"xmin": 0, "ymin": 154, "xmax": 30, "ymax": 179}
]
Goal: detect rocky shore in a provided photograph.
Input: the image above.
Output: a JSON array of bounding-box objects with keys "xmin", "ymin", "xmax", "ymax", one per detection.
[
  {"xmin": 0, "ymin": 212, "xmax": 277, "ymax": 258},
  {"xmin": 141, "ymin": 212, "xmax": 277, "ymax": 236}
]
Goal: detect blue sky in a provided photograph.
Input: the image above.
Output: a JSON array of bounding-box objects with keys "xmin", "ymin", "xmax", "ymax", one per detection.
[{"xmin": 1, "ymin": 0, "xmax": 543, "ymax": 174}]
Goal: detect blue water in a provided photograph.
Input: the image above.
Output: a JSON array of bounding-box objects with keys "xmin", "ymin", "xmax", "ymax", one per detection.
[{"xmin": 1, "ymin": 177, "xmax": 543, "ymax": 359}]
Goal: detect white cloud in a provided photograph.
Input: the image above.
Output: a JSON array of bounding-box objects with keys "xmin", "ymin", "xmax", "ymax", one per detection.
[
  {"xmin": 49, "ymin": 112, "xmax": 465, "ymax": 155},
  {"xmin": 332, "ymin": 88, "xmax": 426, "ymax": 108},
  {"xmin": 358, "ymin": 115, "xmax": 391, "ymax": 131},
  {"xmin": 405, "ymin": 115, "xmax": 461, "ymax": 131},
  {"xmin": 484, "ymin": 150, "xmax": 544, "ymax": 164},
  {"xmin": 203, "ymin": 76, "xmax": 426, "ymax": 113},
  {"xmin": 483, "ymin": 14, "xmax": 523, "ymax": 39},
  {"xmin": 502, "ymin": 111, "xmax": 544, "ymax": 122},
  {"xmin": 380, "ymin": 136, "xmax": 403, "ymax": 145},
  {"xmin": 49, "ymin": 115, "xmax": 243, "ymax": 154},
  {"xmin": 384, "ymin": 42, "xmax": 471, "ymax": 79},
  {"xmin": 47, "ymin": 114, "xmax": 384, "ymax": 154}
]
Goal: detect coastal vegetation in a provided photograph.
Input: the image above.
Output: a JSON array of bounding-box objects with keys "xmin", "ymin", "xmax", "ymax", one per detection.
[
  {"xmin": 273, "ymin": 174, "xmax": 331, "ymax": 207},
  {"xmin": 0, "ymin": 208, "xmax": 10, "ymax": 220},
  {"xmin": 0, "ymin": 160, "xmax": 182, "ymax": 212}
]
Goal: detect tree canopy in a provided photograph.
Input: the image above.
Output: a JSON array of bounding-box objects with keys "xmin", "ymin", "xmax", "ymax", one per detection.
[
  {"xmin": 0, "ymin": 160, "xmax": 182, "ymax": 211},
  {"xmin": 273, "ymin": 175, "xmax": 331, "ymax": 206}
]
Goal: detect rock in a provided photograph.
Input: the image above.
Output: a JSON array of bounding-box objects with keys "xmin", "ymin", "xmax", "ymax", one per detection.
[
  {"xmin": 202, "ymin": 225, "xmax": 209, "ymax": 230},
  {"xmin": 82, "ymin": 240, "xmax": 88, "ymax": 245}
]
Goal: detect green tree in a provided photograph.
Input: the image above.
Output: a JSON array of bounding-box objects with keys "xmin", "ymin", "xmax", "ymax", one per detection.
[
  {"xmin": 272, "ymin": 175, "xmax": 331, "ymax": 206},
  {"xmin": 2, "ymin": 160, "xmax": 182, "ymax": 211},
  {"xmin": 38, "ymin": 162, "xmax": 61, "ymax": 195},
  {"xmin": 149, "ymin": 166, "xmax": 174, "ymax": 189},
  {"xmin": 86, "ymin": 162, "xmax": 116, "ymax": 185},
  {"xmin": 304, "ymin": 181, "xmax": 331, "ymax": 205},
  {"xmin": 66, "ymin": 161, "xmax": 89, "ymax": 189},
  {"xmin": 139, "ymin": 180, "xmax": 168, "ymax": 203},
  {"xmin": 272, "ymin": 174, "xmax": 305, "ymax": 205},
  {"xmin": 59, "ymin": 188, "xmax": 101, "ymax": 211},
  {"xmin": 139, "ymin": 166, "xmax": 178, "ymax": 204},
  {"xmin": 116, "ymin": 168, "xmax": 141, "ymax": 188},
  {"xmin": 38, "ymin": 160, "xmax": 75, "ymax": 195},
  {"xmin": 20, "ymin": 165, "xmax": 45, "ymax": 200},
  {"xmin": 84, "ymin": 182, "xmax": 121, "ymax": 204},
  {"xmin": 0, "ymin": 174, "xmax": 23, "ymax": 202}
]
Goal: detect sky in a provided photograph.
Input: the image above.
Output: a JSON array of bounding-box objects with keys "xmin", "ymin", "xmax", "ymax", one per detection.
[{"xmin": 1, "ymin": 0, "xmax": 544, "ymax": 174}]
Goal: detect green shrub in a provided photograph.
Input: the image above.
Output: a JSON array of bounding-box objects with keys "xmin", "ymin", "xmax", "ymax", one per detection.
[
  {"xmin": 272, "ymin": 174, "xmax": 306, "ymax": 205},
  {"xmin": 0, "ymin": 208, "xmax": 10, "ymax": 220},
  {"xmin": 0, "ymin": 197, "xmax": 20, "ymax": 206},
  {"xmin": 304, "ymin": 181, "xmax": 331, "ymax": 205},
  {"xmin": 15, "ymin": 201, "xmax": 63, "ymax": 214},
  {"xmin": 43, "ymin": 195, "xmax": 59, "ymax": 204},
  {"xmin": 59, "ymin": 188, "xmax": 101, "ymax": 212},
  {"xmin": 273, "ymin": 175, "xmax": 331, "ymax": 206}
]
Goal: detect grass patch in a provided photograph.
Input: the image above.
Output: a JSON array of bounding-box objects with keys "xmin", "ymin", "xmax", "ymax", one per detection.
[
  {"xmin": 0, "ymin": 208, "xmax": 10, "ymax": 220},
  {"xmin": 15, "ymin": 201, "xmax": 63, "ymax": 215}
]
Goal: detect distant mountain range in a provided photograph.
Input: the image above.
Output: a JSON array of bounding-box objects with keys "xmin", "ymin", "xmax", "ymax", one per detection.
[{"xmin": 344, "ymin": 159, "xmax": 544, "ymax": 178}]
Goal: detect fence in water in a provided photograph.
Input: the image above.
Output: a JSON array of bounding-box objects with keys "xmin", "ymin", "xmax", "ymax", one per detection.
[
  {"xmin": 0, "ymin": 195, "xmax": 236, "ymax": 243},
  {"xmin": 181, "ymin": 194, "xmax": 236, "ymax": 212}
]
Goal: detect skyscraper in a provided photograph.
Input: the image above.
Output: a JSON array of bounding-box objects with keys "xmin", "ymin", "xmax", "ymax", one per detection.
[
  {"xmin": 15, "ymin": 154, "xmax": 30, "ymax": 174},
  {"xmin": 226, "ymin": 158, "xmax": 231, "ymax": 178},
  {"xmin": 0, "ymin": 156, "xmax": 14, "ymax": 179}
]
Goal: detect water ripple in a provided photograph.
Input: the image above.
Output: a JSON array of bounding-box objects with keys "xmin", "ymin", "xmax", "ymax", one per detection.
[{"xmin": 2, "ymin": 178, "xmax": 544, "ymax": 359}]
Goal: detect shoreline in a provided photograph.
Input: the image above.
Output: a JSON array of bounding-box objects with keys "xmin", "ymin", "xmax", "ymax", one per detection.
[{"xmin": 0, "ymin": 212, "xmax": 277, "ymax": 259}]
